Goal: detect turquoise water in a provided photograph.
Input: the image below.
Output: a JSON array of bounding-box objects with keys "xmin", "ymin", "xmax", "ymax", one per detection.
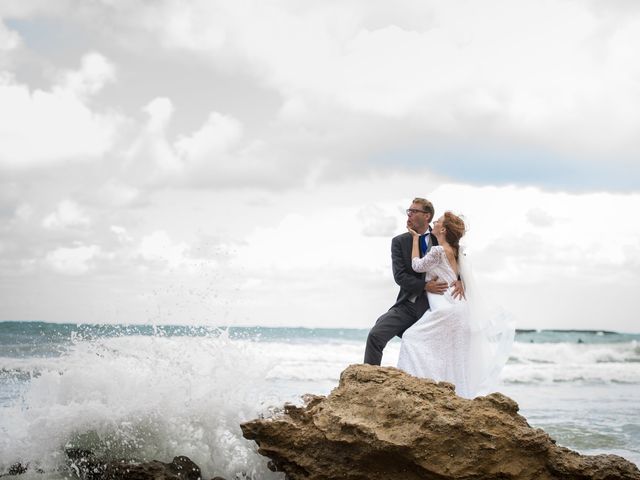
[
  {"xmin": 1, "ymin": 321, "xmax": 639, "ymax": 477},
  {"xmin": 2, "ymin": 320, "xmax": 638, "ymax": 354}
]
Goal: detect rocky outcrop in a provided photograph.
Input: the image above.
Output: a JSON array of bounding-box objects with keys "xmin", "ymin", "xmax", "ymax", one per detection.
[
  {"xmin": 0, "ymin": 463, "xmax": 29, "ymax": 477},
  {"xmin": 65, "ymin": 450, "xmax": 202, "ymax": 480},
  {"xmin": 3, "ymin": 450, "xmax": 239, "ymax": 480},
  {"xmin": 241, "ymin": 364, "xmax": 640, "ymax": 480}
]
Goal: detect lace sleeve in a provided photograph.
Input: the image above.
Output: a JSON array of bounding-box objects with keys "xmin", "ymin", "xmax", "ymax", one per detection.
[{"xmin": 411, "ymin": 246, "xmax": 443, "ymax": 273}]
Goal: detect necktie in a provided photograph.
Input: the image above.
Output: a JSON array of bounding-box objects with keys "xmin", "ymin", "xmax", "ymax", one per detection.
[{"xmin": 419, "ymin": 234, "xmax": 428, "ymax": 256}]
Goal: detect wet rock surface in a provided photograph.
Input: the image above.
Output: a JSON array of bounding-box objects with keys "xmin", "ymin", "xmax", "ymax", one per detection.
[
  {"xmin": 2, "ymin": 449, "xmax": 238, "ymax": 480},
  {"xmin": 65, "ymin": 449, "xmax": 203, "ymax": 480}
]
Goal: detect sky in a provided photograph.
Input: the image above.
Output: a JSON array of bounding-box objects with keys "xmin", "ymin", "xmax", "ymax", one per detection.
[{"xmin": 0, "ymin": 0, "xmax": 639, "ymax": 332}]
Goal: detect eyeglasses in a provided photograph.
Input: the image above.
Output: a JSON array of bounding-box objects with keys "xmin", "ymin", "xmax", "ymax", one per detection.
[{"xmin": 406, "ymin": 209, "xmax": 427, "ymax": 215}]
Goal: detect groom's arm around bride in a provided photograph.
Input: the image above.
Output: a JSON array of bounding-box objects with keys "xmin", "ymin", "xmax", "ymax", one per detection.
[{"xmin": 363, "ymin": 197, "xmax": 444, "ymax": 365}]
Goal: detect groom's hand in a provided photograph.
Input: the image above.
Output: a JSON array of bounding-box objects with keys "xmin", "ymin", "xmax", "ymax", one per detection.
[
  {"xmin": 425, "ymin": 279, "xmax": 447, "ymax": 295},
  {"xmin": 451, "ymin": 280, "xmax": 465, "ymax": 300}
]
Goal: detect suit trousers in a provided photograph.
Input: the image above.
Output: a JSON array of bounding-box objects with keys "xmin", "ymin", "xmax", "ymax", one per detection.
[{"xmin": 363, "ymin": 296, "xmax": 427, "ymax": 365}]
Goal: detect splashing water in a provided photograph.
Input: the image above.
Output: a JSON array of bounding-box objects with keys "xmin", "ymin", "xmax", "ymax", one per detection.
[{"xmin": 0, "ymin": 331, "xmax": 284, "ymax": 479}]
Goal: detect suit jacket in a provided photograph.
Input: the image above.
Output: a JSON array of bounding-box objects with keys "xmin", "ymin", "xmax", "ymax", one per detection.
[{"xmin": 390, "ymin": 231, "xmax": 438, "ymax": 311}]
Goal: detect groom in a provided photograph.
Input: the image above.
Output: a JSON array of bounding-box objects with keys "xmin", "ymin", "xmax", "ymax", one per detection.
[{"xmin": 364, "ymin": 197, "xmax": 461, "ymax": 365}]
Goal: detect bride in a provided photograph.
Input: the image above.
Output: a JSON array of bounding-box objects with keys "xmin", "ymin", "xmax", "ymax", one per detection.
[{"xmin": 397, "ymin": 211, "xmax": 513, "ymax": 398}]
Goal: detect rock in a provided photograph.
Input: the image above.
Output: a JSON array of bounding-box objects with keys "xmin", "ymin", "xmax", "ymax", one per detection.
[
  {"xmin": 241, "ymin": 364, "xmax": 640, "ymax": 480},
  {"xmin": 65, "ymin": 449, "xmax": 202, "ymax": 480},
  {"xmin": 0, "ymin": 463, "xmax": 28, "ymax": 477}
]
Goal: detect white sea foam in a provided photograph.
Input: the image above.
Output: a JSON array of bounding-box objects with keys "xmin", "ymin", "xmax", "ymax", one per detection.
[
  {"xmin": 499, "ymin": 342, "xmax": 640, "ymax": 385},
  {"xmin": 501, "ymin": 362, "xmax": 640, "ymax": 385},
  {"xmin": 509, "ymin": 341, "xmax": 639, "ymax": 365},
  {"xmin": 0, "ymin": 334, "xmax": 285, "ymax": 479}
]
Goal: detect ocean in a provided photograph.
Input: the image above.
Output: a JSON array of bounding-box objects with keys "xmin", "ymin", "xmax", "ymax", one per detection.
[{"xmin": 0, "ymin": 321, "xmax": 639, "ymax": 479}]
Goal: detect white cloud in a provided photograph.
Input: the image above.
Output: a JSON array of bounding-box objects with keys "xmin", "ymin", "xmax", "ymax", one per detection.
[
  {"xmin": 0, "ymin": 52, "xmax": 122, "ymax": 169},
  {"xmin": 42, "ymin": 200, "xmax": 91, "ymax": 229},
  {"xmin": 58, "ymin": 51, "xmax": 116, "ymax": 98},
  {"xmin": 175, "ymin": 112, "xmax": 243, "ymax": 167},
  {"xmin": 5, "ymin": 1, "xmax": 638, "ymax": 190},
  {"xmin": 357, "ymin": 205, "xmax": 398, "ymax": 237},
  {"xmin": 109, "ymin": 0, "xmax": 640, "ymax": 160},
  {"xmin": 231, "ymin": 208, "xmax": 390, "ymax": 274},
  {"xmin": 110, "ymin": 225, "xmax": 132, "ymax": 244},
  {"xmin": 14, "ymin": 203, "xmax": 34, "ymax": 222},
  {"xmin": 123, "ymin": 101, "xmax": 308, "ymax": 189},
  {"xmin": 0, "ymin": 20, "xmax": 21, "ymax": 51},
  {"xmin": 96, "ymin": 180, "xmax": 140, "ymax": 207},
  {"xmin": 526, "ymin": 208, "xmax": 555, "ymax": 228},
  {"xmin": 143, "ymin": 96, "xmax": 174, "ymax": 132},
  {"xmin": 45, "ymin": 244, "xmax": 101, "ymax": 275},
  {"xmin": 138, "ymin": 230, "xmax": 190, "ymax": 269},
  {"xmin": 124, "ymin": 97, "xmax": 182, "ymax": 183},
  {"xmin": 0, "ymin": 2, "xmax": 72, "ymax": 18}
]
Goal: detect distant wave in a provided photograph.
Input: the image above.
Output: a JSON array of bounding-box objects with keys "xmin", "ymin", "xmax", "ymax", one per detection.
[{"xmin": 1, "ymin": 321, "xmax": 639, "ymax": 344}]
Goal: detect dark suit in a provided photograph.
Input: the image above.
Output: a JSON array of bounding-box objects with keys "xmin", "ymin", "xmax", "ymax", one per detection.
[{"xmin": 363, "ymin": 231, "xmax": 438, "ymax": 365}]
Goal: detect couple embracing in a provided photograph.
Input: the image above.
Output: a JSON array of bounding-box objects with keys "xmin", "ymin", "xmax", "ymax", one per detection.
[{"xmin": 364, "ymin": 197, "xmax": 513, "ymax": 398}]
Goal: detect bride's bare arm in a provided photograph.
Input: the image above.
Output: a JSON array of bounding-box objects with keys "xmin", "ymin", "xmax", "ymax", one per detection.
[{"xmin": 411, "ymin": 232, "xmax": 420, "ymax": 260}]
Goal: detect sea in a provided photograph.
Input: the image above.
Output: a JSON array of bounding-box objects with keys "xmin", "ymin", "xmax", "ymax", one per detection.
[{"xmin": 0, "ymin": 321, "xmax": 639, "ymax": 479}]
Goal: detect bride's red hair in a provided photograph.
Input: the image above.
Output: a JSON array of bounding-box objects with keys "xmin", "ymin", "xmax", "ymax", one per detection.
[{"xmin": 443, "ymin": 211, "xmax": 466, "ymax": 259}]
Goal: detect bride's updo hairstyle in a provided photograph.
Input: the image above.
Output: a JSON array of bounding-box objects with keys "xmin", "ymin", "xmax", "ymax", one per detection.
[{"xmin": 442, "ymin": 211, "xmax": 466, "ymax": 260}]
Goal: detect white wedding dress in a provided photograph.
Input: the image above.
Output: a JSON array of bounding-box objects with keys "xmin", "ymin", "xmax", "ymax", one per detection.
[{"xmin": 397, "ymin": 246, "xmax": 513, "ymax": 399}]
